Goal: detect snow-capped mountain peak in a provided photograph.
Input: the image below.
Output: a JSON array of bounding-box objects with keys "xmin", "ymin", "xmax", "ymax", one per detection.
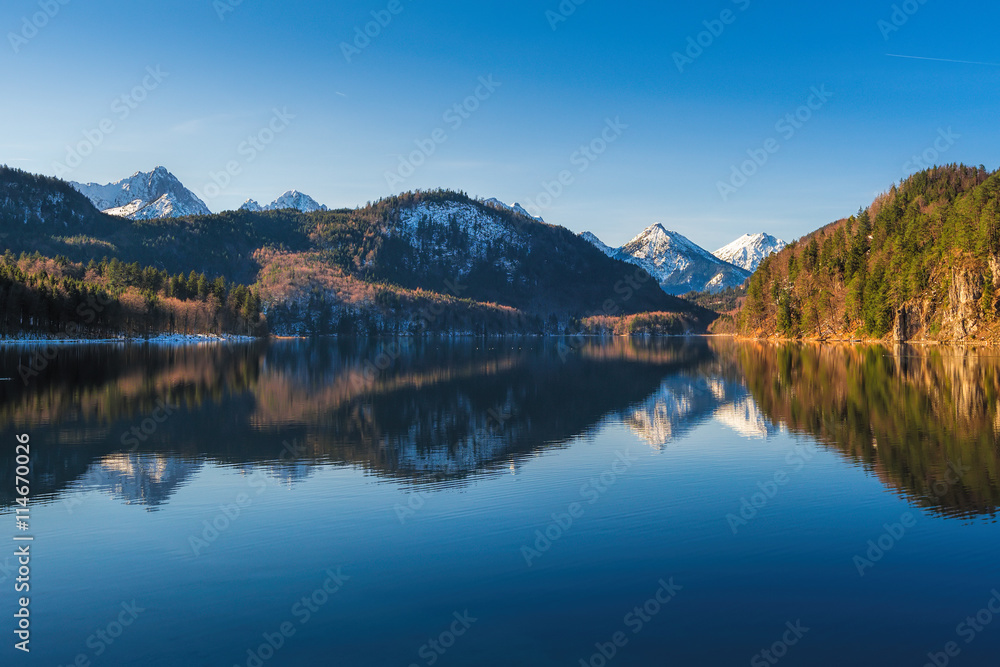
[
  {"xmin": 483, "ymin": 198, "xmax": 544, "ymax": 223},
  {"xmin": 713, "ymin": 233, "xmax": 787, "ymax": 272},
  {"xmin": 70, "ymin": 167, "xmax": 211, "ymax": 220},
  {"xmin": 268, "ymin": 190, "xmax": 327, "ymax": 212},
  {"xmin": 624, "ymin": 224, "xmax": 712, "ymax": 262},
  {"xmin": 582, "ymin": 225, "xmax": 751, "ymax": 295},
  {"xmin": 241, "ymin": 191, "xmax": 327, "ymax": 213}
]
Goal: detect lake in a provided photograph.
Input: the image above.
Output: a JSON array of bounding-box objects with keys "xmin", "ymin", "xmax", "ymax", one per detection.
[{"xmin": 1, "ymin": 337, "xmax": 999, "ymax": 666}]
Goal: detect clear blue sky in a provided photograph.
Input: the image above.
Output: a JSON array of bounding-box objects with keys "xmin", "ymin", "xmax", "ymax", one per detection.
[{"xmin": 2, "ymin": 0, "xmax": 998, "ymax": 250}]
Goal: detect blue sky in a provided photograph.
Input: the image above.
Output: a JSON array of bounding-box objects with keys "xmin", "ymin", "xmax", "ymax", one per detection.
[{"xmin": 1, "ymin": 0, "xmax": 998, "ymax": 250}]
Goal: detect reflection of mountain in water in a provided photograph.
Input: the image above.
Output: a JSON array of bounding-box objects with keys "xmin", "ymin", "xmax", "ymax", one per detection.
[
  {"xmin": 623, "ymin": 376, "xmax": 779, "ymax": 449},
  {"xmin": 2, "ymin": 338, "xmax": 998, "ymax": 518},
  {"xmin": 0, "ymin": 338, "xmax": 713, "ymax": 503},
  {"xmin": 75, "ymin": 453, "xmax": 201, "ymax": 509},
  {"xmin": 714, "ymin": 395, "xmax": 781, "ymax": 440}
]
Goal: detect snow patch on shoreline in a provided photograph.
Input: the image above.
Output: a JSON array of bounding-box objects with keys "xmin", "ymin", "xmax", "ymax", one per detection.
[{"xmin": 0, "ymin": 333, "xmax": 259, "ymax": 346}]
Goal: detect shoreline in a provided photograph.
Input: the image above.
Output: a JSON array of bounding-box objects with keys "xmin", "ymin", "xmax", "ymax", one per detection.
[
  {"xmin": 0, "ymin": 333, "xmax": 259, "ymax": 346},
  {"xmin": 2, "ymin": 331, "xmax": 997, "ymax": 348}
]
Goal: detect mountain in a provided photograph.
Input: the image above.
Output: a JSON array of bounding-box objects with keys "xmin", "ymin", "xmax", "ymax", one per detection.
[
  {"xmin": 322, "ymin": 191, "xmax": 706, "ymax": 325},
  {"xmin": 483, "ymin": 198, "xmax": 544, "ymax": 223},
  {"xmin": 714, "ymin": 233, "xmax": 787, "ymax": 272},
  {"xmin": 0, "ymin": 166, "xmax": 115, "ymax": 231},
  {"xmin": 241, "ymin": 190, "xmax": 327, "ymax": 213},
  {"xmin": 70, "ymin": 167, "xmax": 211, "ymax": 220},
  {"xmin": 579, "ymin": 231, "xmax": 621, "ymax": 259},
  {"xmin": 0, "ymin": 168, "xmax": 715, "ymax": 338},
  {"xmin": 582, "ymin": 224, "xmax": 751, "ymax": 295},
  {"xmin": 737, "ymin": 165, "xmax": 1000, "ymax": 342}
]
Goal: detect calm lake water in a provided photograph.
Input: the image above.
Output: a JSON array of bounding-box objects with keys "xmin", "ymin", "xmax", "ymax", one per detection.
[{"xmin": 1, "ymin": 337, "xmax": 999, "ymax": 666}]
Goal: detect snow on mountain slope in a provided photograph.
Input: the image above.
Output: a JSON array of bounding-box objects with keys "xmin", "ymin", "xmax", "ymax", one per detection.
[
  {"xmin": 70, "ymin": 167, "xmax": 211, "ymax": 220},
  {"xmin": 483, "ymin": 198, "xmax": 544, "ymax": 223},
  {"xmin": 266, "ymin": 191, "xmax": 327, "ymax": 213},
  {"xmin": 713, "ymin": 233, "xmax": 787, "ymax": 272},
  {"xmin": 582, "ymin": 224, "xmax": 751, "ymax": 295},
  {"xmin": 240, "ymin": 191, "xmax": 327, "ymax": 213},
  {"xmin": 393, "ymin": 201, "xmax": 528, "ymax": 276},
  {"xmin": 579, "ymin": 231, "xmax": 622, "ymax": 259}
]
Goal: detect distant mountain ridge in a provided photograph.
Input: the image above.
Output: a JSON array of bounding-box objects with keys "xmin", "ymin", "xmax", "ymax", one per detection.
[
  {"xmin": 482, "ymin": 198, "xmax": 544, "ymax": 223},
  {"xmin": 70, "ymin": 167, "xmax": 330, "ymax": 219},
  {"xmin": 241, "ymin": 191, "xmax": 328, "ymax": 213},
  {"xmin": 0, "ymin": 167, "xmax": 716, "ymax": 337},
  {"xmin": 581, "ymin": 224, "xmax": 751, "ymax": 295},
  {"xmin": 70, "ymin": 167, "xmax": 211, "ymax": 220}
]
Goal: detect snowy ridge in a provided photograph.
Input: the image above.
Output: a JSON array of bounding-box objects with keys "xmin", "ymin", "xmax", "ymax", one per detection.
[
  {"xmin": 582, "ymin": 224, "xmax": 751, "ymax": 295},
  {"xmin": 482, "ymin": 198, "xmax": 544, "ymax": 223},
  {"xmin": 713, "ymin": 233, "xmax": 787, "ymax": 272},
  {"xmin": 242, "ymin": 190, "xmax": 327, "ymax": 213},
  {"xmin": 580, "ymin": 231, "xmax": 621, "ymax": 259},
  {"xmin": 70, "ymin": 167, "xmax": 211, "ymax": 220}
]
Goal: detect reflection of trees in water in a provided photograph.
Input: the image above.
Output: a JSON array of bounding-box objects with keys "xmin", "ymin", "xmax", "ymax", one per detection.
[
  {"xmin": 4, "ymin": 338, "xmax": 995, "ymax": 518},
  {"xmin": 0, "ymin": 338, "xmax": 712, "ymax": 505},
  {"xmin": 726, "ymin": 340, "xmax": 1000, "ymax": 519}
]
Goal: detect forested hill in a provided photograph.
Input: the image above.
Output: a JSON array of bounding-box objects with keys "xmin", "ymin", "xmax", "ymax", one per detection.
[
  {"xmin": 737, "ymin": 165, "xmax": 1000, "ymax": 342},
  {"xmin": 0, "ymin": 166, "xmax": 714, "ymax": 337}
]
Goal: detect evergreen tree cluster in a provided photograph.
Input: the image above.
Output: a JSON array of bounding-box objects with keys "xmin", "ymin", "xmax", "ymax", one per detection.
[
  {"xmin": 740, "ymin": 165, "xmax": 1000, "ymax": 339},
  {"xmin": 0, "ymin": 251, "xmax": 263, "ymax": 337}
]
